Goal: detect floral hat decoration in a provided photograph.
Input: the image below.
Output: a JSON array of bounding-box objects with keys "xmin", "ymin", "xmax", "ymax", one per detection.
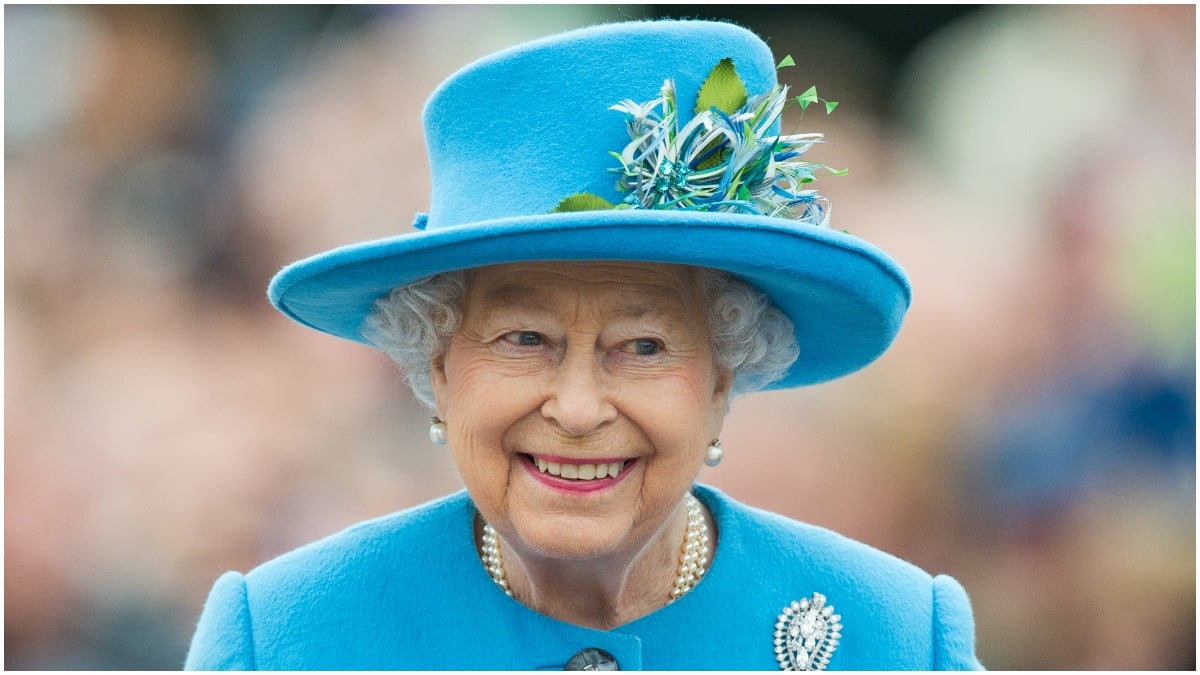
[
  {"xmin": 555, "ymin": 54, "xmax": 842, "ymax": 222},
  {"xmin": 268, "ymin": 20, "xmax": 911, "ymax": 388}
]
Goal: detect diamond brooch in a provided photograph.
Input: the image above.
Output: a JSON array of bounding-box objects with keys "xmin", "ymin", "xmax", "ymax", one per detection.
[{"xmin": 774, "ymin": 593, "xmax": 842, "ymax": 671}]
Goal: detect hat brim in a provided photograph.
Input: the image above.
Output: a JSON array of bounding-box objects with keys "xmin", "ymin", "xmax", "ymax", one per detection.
[{"xmin": 268, "ymin": 210, "xmax": 911, "ymax": 388}]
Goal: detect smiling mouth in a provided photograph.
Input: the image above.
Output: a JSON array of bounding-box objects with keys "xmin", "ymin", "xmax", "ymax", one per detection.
[{"xmin": 523, "ymin": 454, "xmax": 631, "ymax": 480}]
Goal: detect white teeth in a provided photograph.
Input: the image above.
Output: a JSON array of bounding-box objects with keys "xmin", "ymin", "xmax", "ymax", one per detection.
[{"xmin": 533, "ymin": 458, "xmax": 625, "ymax": 480}]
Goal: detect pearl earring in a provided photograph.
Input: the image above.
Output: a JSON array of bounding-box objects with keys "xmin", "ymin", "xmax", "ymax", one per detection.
[
  {"xmin": 429, "ymin": 416, "xmax": 447, "ymax": 445},
  {"xmin": 705, "ymin": 439, "xmax": 723, "ymax": 467}
]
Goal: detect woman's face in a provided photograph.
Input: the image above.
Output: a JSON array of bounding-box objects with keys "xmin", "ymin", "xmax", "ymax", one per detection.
[{"xmin": 430, "ymin": 261, "xmax": 731, "ymax": 564}]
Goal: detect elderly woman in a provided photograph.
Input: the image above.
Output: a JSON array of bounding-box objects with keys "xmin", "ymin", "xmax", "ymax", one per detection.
[{"xmin": 186, "ymin": 19, "xmax": 983, "ymax": 671}]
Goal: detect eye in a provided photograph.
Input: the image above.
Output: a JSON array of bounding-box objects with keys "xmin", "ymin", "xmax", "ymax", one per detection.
[
  {"xmin": 502, "ymin": 331, "xmax": 544, "ymax": 347},
  {"xmin": 622, "ymin": 338, "xmax": 663, "ymax": 356}
]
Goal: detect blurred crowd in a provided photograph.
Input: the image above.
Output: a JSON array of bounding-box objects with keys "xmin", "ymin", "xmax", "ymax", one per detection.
[{"xmin": 5, "ymin": 5, "xmax": 1194, "ymax": 669}]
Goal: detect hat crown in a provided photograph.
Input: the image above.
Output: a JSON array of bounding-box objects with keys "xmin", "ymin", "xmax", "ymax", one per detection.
[
  {"xmin": 268, "ymin": 19, "xmax": 910, "ymax": 390},
  {"xmin": 422, "ymin": 20, "xmax": 778, "ymax": 230}
]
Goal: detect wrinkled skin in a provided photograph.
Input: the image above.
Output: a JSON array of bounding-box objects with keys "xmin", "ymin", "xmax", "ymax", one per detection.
[{"xmin": 431, "ymin": 261, "xmax": 731, "ymax": 628}]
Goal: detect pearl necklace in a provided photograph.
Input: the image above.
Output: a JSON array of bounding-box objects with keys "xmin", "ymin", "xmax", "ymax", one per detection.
[{"xmin": 480, "ymin": 493, "xmax": 711, "ymax": 602}]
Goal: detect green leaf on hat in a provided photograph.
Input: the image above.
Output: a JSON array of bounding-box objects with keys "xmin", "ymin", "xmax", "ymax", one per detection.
[
  {"xmin": 776, "ymin": 54, "xmax": 796, "ymax": 69},
  {"xmin": 825, "ymin": 100, "xmax": 839, "ymax": 114},
  {"xmin": 551, "ymin": 192, "xmax": 616, "ymax": 213},
  {"xmin": 695, "ymin": 58, "xmax": 748, "ymax": 115},
  {"xmin": 694, "ymin": 145, "xmax": 728, "ymax": 171},
  {"xmin": 829, "ymin": 167, "xmax": 849, "ymax": 176},
  {"xmin": 796, "ymin": 85, "xmax": 819, "ymax": 111}
]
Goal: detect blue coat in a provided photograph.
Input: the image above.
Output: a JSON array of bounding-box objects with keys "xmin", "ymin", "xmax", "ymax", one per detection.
[{"xmin": 185, "ymin": 485, "xmax": 983, "ymax": 670}]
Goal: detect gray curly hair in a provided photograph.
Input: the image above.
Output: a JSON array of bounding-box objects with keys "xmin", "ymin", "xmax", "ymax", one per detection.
[{"xmin": 361, "ymin": 267, "xmax": 799, "ymax": 410}]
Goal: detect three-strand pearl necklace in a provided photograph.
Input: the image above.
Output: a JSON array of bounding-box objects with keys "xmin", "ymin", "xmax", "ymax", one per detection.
[{"xmin": 480, "ymin": 493, "xmax": 711, "ymax": 602}]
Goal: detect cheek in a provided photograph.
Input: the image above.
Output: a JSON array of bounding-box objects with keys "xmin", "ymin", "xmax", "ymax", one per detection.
[
  {"xmin": 626, "ymin": 369, "xmax": 722, "ymax": 455},
  {"xmin": 653, "ymin": 360, "xmax": 722, "ymax": 416},
  {"xmin": 448, "ymin": 431, "xmax": 509, "ymax": 506},
  {"xmin": 440, "ymin": 347, "xmax": 543, "ymax": 468},
  {"xmin": 442, "ymin": 346, "xmax": 536, "ymax": 416},
  {"xmin": 441, "ymin": 354, "xmax": 529, "ymax": 517}
]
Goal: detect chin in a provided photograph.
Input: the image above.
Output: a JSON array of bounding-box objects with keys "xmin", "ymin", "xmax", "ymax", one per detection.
[{"xmin": 508, "ymin": 511, "xmax": 634, "ymax": 562}]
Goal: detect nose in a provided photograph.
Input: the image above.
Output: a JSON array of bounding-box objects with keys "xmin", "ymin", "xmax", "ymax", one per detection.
[{"xmin": 540, "ymin": 347, "xmax": 617, "ymax": 436}]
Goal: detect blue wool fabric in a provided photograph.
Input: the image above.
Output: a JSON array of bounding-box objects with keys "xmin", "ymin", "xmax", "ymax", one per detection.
[{"xmin": 185, "ymin": 485, "xmax": 983, "ymax": 670}]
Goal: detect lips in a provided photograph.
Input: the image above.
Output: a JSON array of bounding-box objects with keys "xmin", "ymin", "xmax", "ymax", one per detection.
[{"xmin": 521, "ymin": 453, "xmax": 634, "ymax": 486}]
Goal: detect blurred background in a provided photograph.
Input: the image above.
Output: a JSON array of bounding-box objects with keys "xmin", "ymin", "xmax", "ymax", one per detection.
[{"xmin": 4, "ymin": 4, "xmax": 1194, "ymax": 669}]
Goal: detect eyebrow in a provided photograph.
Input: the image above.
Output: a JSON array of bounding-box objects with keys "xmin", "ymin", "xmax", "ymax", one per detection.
[{"xmin": 477, "ymin": 283, "xmax": 554, "ymax": 312}]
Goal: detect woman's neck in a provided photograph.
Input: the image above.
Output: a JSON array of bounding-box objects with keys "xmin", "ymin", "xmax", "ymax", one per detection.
[{"xmin": 478, "ymin": 496, "xmax": 711, "ymax": 630}]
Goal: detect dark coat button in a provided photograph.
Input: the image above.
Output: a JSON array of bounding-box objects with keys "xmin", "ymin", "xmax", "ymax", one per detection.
[{"xmin": 564, "ymin": 647, "xmax": 619, "ymax": 670}]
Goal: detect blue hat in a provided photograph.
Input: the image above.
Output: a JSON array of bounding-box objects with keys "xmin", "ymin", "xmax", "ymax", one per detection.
[{"xmin": 268, "ymin": 19, "xmax": 911, "ymax": 388}]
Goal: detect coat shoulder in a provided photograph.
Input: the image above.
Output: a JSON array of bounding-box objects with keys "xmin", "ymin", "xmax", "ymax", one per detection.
[
  {"xmin": 246, "ymin": 490, "xmax": 472, "ymax": 590},
  {"xmin": 694, "ymin": 485, "xmax": 984, "ymax": 670},
  {"xmin": 700, "ymin": 484, "xmax": 935, "ymax": 592},
  {"xmin": 203, "ymin": 491, "xmax": 479, "ymax": 669}
]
